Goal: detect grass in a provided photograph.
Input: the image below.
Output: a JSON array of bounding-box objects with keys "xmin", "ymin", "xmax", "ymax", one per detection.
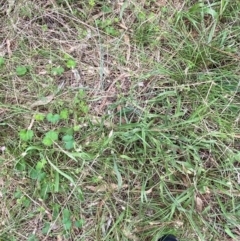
[{"xmin": 0, "ymin": 0, "xmax": 240, "ymax": 240}]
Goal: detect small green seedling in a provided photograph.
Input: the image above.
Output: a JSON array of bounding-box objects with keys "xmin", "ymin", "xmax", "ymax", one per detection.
[
  {"xmin": 36, "ymin": 158, "xmax": 47, "ymax": 170},
  {"xmin": 42, "ymin": 222, "xmax": 51, "ymax": 234},
  {"xmin": 34, "ymin": 113, "xmax": 45, "ymax": 121},
  {"xmin": 102, "ymin": 4, "xmax": 112, "ymax": 13},
  {"xmin": 41, "ymin": 24, "xmax": 48, "ymax": 31},
  {"xmin": 60, "ymin": 109, "xmax": 69, "ymax": 120},
  {"xmin": 62, "ymin": 208, "xmax": 72, "ymax": 230},
  {"xmin": 74, "ymin": 219, "xmax": 84, "ymax": 228},
  {"xmin": 51, "ymin": 66, "xmax": 64, "ymax": 75},
  {"xmin": 73, "ymin": 125, "xmax": 80, "ymax": 131},
  {"xmin": 66, "ymin": 59, "xmax": 76, "ymax": 69},
  {"xmin": 42, "ymin": 130, "xmax": 58, "ymax": 146},
  {"xmin": 78, "ymin": 89, "xmax": 86, "ymax": 98},
  {"xmin": 62, "ymin": 134, "xmax": 74, "ymax": 150},
  {"xmin": 15, "ymin": 159, "xmax": 27, "ymax": 171},
  {"xmin": 29, "ymin": 167, "xmax": 46, "ymax": 181},
  {"xmin": 14, "ymin": 189, "xmax": 31, "ymax": 208},
  {"xmin": 79, "ymin": 101, "xmax": 89, "ymax": 114},
  {"xmin": 19, "ymin": 129, "xmax": 34, "ymax": 141},
  {"xmin": 89, "ymin": 0, "xmax": 95, "ymax": 7},
  {"xmin": 16, "ymin": 66, "xmax": 27, "ymax": 76},
  {"xmin": 95, "ymin": 18, "xmax": 119, "ymax": 36},
  {"xmin": 74, "ymin": 90, "xmax": 89, "ymax": 114},
  {"xmin": 47, "ymin": 113, "xmax": 60, "ymax": 124}
]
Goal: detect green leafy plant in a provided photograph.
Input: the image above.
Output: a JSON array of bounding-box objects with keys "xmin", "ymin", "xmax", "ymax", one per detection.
[
  {"xmin": 78, "ymin": 89, "xmax": 86, "ymax": 98},
  {"xmin": 14, "ymin": 189, "xmax": 31, "ymax": 208},
  {"xmin": 29, "ymin": 159, "xmax": 47, "ymax": 182},
  {"xmin": 95, "ymin": 18, "xmax": 119, "ymax": 36},
  {"xmin": 51, "ymin": 66, "xmax": 64, "ymax": 75},
  {"xmin": 16, "ymin": 66, "xmax": 27, "ymax": 76},
  {"xmin": 88, "ymin": 0, "xmax": 95, "ymax": 7},
  {"xmin": 15, "ymin": 159, "xmax": 27, "ymax": 171},
  {"xmin": 74, "ymin": 90, "xmax": 89, "ymax": 114},
  {"xmin": 29, "ymin": 167, "xmax": 46, "ymax": 181},
  {"xmin": 34, "ymin": 113, "xmax": 45, "ymax": 121},
  {"xmin": 19, "ymin": 129, "xmax": 34, "ymax": 141},
  {"xmin": 36, "ymin": 158, "xmax": 47, "ymax": 170},
  {"xmin": 60, "ymin": 109, "xmax": 69, "ymax": 120},
  {"xmin": 42, "ymin": 222, "xmax": 51, "ymax": 234},
  {"xmin": 62, "ymin": 208, "xmax": 72, "ymax": 230},
  {"xmin": 73, "ymin": 125, "xmax": 80, "ymax": 131},
  {"xmin": 79, "ymin": 101, "xmax": 89, "ymax": 114},
  {"xmin": 41, "ymin": 24, "xmax": 48, "ymax": 31},
  {"xmin": 66, "ymin": 59, "xmax": 76, "ymax": 69},
  {"xmin": 102, "ymin": 4, "xmax": 112, "ymax": 13},
  {"xmin": 47, "ymin": 113, "xmax": 60, "ymax": 124},
  {"xmin": 74, "ymin": 219, "xmax": 84, "ymax": 228},
  {"xmin": 42, "ymin": 130, "xmax": 58, "ymax": 146},
  {"xmin": 62, "ymin": 134, "xmax": 74, "ymax": 150}
]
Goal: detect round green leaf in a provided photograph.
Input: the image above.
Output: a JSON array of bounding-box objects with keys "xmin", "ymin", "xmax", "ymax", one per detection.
[
  {"xmin": 66, "ymin": 59, "xmax": 76, "ymax": 68},
  {"xmin": 65, "ymin": 141, "xmax": 74, "ymax": 150},
  {"xmin": 63, "ymin": 134, "xmax": 73, "ymax": 142},
  {"xmin": 16, "ymin": 66, "xmax": 27, "ymax": 76},
  {"xmin": 42, "ymin": 131, "xmax": 58, "ymax": 146},
  {"xmin": 42, "ymin": 137, "xmax": 53, "ymax": 146},
  {"xmin": 60, "ymin": 109, "xmax": 69, "ymax": 120},
  {"xmin": 47, "ymin": 113, "xmax": 60, "ymax": 124},
  {"xmin": 63, "ymin": 220, "xmax": 72, "ymax": 230},
  {"xmin": 46, "ymin": 130, "xmax": 58, "ymax": 140},
  {"xmin": 34, "ymin": 113, "xmax": 45, "ymax": 121},
  {"xmin": 19, "ymin": 129, "xmax": 34, "ymax": 141}
]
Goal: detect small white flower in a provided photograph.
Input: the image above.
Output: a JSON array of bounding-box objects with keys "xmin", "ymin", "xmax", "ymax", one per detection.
[
  {"xmin": 0, "ymin": 146, "xmax": 6, "ymax": 152},
  {"xmin": 21, "ymin": 152, "xmax": 27, "ymax": 157}
]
